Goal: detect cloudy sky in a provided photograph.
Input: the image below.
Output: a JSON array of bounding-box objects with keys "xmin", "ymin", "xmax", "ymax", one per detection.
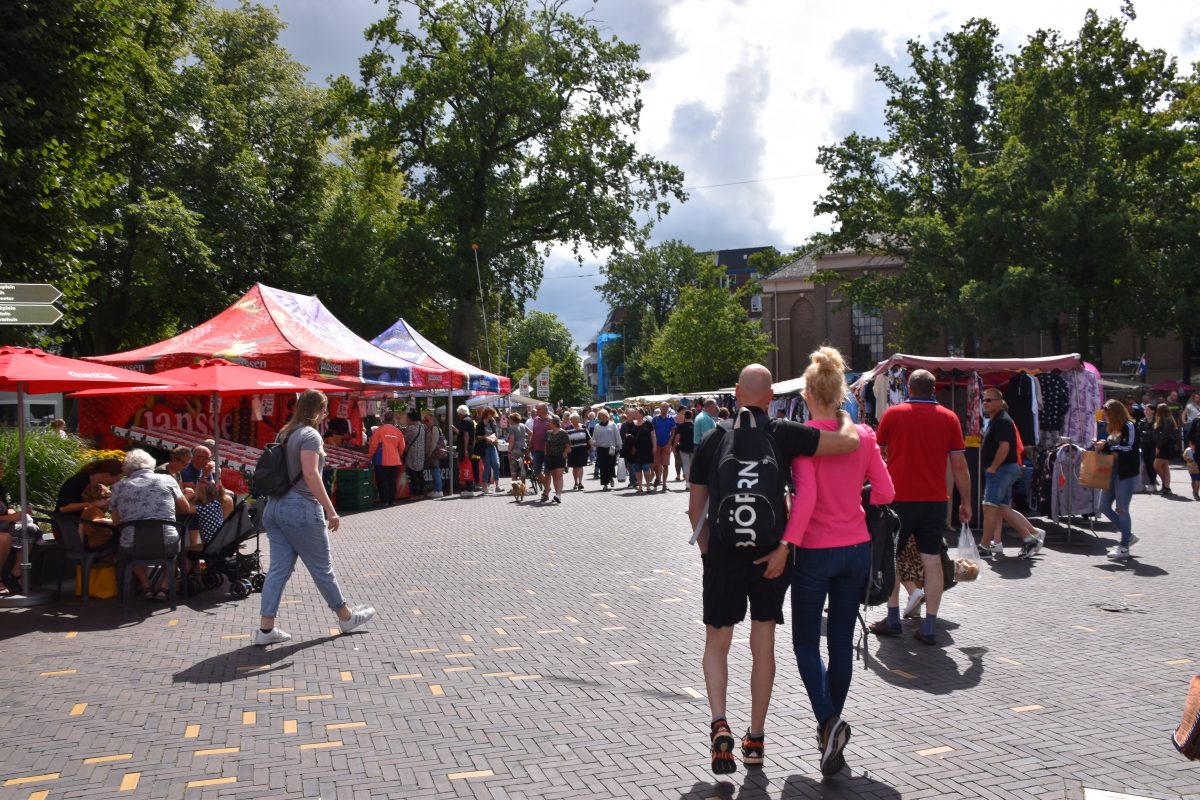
[{"xmin": 234, "ymin": 0, "xmax": 1200, "ymax": 350}]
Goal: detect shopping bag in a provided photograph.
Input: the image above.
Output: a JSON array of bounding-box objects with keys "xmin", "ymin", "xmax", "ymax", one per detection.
[
  {"xmin": 75, "ymin": 565, "xmax": 118, "ymax": 599},
  {"xmin": 395, "ymin": 470, "xmax": 410, "ymax": 500},
  {"xmin": 1173, "ymin": 675, "xmax": 1200, "ymax": 760},
  {"xmin": 616, "ymin": 459, "xmax": 628, "ymax": 482},
  {"xmin": 459, "ymin": 457, "xmax": 474, "ymax": 486},
  {"xmin": 954, "ymin": 523, "xmax": 980, "ymax": 582},
  {"xmin": 1079, "ymin": 450, "xmax": 1114, "ymax": 489}
]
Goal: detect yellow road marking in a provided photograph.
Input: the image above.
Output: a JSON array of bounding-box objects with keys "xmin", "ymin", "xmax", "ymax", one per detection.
[
  {"xmin": 243, "ymin": 711, "xmax": 256, "ymax": 725},
  {"xmin": 998, "ymin": 657, "xmax": 1023, "ymax": 666},
  {"xmin": 680, "ymin": 687, "xmax": 704, "ymax": 699},
  {"xmin": 1073, "ymin": 625, "xmax": 1097, "ymax": 632},
  {"xmin": 892, "ymin": 670, "xmax": 916, "ymax": 680},
  {"xmin": 916, "ymin": 746, "xmax": 954, "ymax": 756},
  {"xmin": 461, "ymin": 634, "xmax": 474, "ymax": 642},
  {"xmin": 501, "ymin": 615, "xmax": 527, "ymax": 621},
  {"xmin": 536, "ymin": 629, "xmax": 562, "ymax": 634},
  {"xmin": 326, "ymin": 722, "xmax": 366, "ymax": 731},
  {"xmin": 524, "ymin": 589, "xmax": 536, "ymax": 595},
  {"xmin": 64, "ymin": 632, "xmax": 77, "ymax": 639},
  {"xmin": 184, "ymin": 725, "xmax": 200, "ymax": 738},
  {"xmin": 411, "ymin": 608, "xmax": 422, "ymax": 615},
  {"xmin": 236, "ymin": 665, "xmax": 269, "ymax": 672},
  {"xmin": 186, "ymin": 777, "xmax": 236, "ymax": 788},
  {"xmin": 444, "ymin": 652, "xmax": 474, "ymax": 659},
  {"xmin": 119, "ymin": 773, "xmax": 140, "ymax": 791},
  {"xmin": 4, "ymin": 774, "xmax": 59, "ymax": 786},
  {"xmin": 574, "ymin": 636, "xmax": 589, "ymax": 644},
  {"xmin": 299, "ymin": 741, "xmax": 342, "ymax": 751},
  {"xmin": 28, "ymin": 792, "xmax": 48, "ymax": 800},
  {"xmin": 283, "ymin": 720, "xmax": 297, "ymax": 734},
  {"xmin": 494, "ymin": 627, "xmax": 506, "ymax": 635},
  {"xmin": 493, "ymin": 646, "xmax": 521, "ymax": 652},
  {"xmin": 339, "ymin": 671, "xmax": 353, "ymax": 681},
  {"xmin": 448, "ymin": 769, "xmax": 494, "ymax": 780},
  {"xmin": 482, "ymin": 671, "xmax": 514, "ymax": 677},
  {"xmin": 195, "ymin": 747, "xmax": 239, "ymax": 757},
  {"xmin": 601, "ymin": 626, "xmax": 627, "ymax": 631},
  {"xmin": 296, "ymin": 694, "xmax": 333, "ymax": 702},
  {"xmin": 40, "ymin": 670, "xmax": 77, "ymax": 677},
  {"xmin": 1168, "ymin": 659, "xmax": 1194, "ymax": 665},
  {"xmin": 410, "ymin": 648, "xmax": 439, "ymax": 654},
  {"xmin": 429, "ymin": 684, "xmax": 445, "ymax": 696},
  {"xmin": 83, "ymin": 754, "xmax": 132, "ymax": 764},
  {"xmin": 1011, "ymin": 705, "xmax": 1044, "ymax": 712},
  {"xmin": 167, "ymin": 619, "xmax": 178, "ymax": 626},
  {"xmin": 69, "ymin": 703, "xmax": 87, "ymax": 716},
  {"xmin": 257, "ymin": 687, "xmax": 294, "ymax": 694},
  {"xmin": 597, "ymin": 603, "xmax": 611, "ymax": 609},
  {"xmin": 329, "ymin": 628, "xmax": 340, "ymax": 636},
  {"xmin": 443, "ymin": 666, "xmax": 473, "ymax": 673},
  {"xmin": 389, "ymin": 673, "xmax": 421, "ymax": 680},
  {"xmin": 222, "ymin": 634, "xmax": 250, "ymax": 640},
  {"xmin": 563, "ymin": 616, "xmax": 578, "ymax": 623},
  {"xmin": 509, "ymin": 675, "xmax": 541, "ymax": 682},
  {"xmin": 406, "ymin": 588, "xmax": 427, "ymax": 593},
  {"xmin": 609, "ymin": 660, "xmax": 639, "ymax": 666},
  {"xmin": 604, "ymin": 612, "xmax": 617, "ymax": 618}
]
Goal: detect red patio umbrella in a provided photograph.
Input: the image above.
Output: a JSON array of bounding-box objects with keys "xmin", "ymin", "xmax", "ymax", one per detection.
[
  {"xmin": 0, "ymin": 347, "xmax": 190, "ymax": 606},
  {"xmin": 70, "ymin": 358, "xmax": 346, "ymax": 468}
]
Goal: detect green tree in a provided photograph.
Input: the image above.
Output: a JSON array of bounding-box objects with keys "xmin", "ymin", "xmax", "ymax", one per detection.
[
  {"xmin": 522, "ymin": 347, "xmax": 552, "ymax": 397},
  {"xmin": 644, "ymin": 270, "xmax": 772, "ymax": 392},
  {"xmin": 0, "ymin": 0, "xmax": 133, "ymax": 341},
  {"xmin": 812, "ymin": 18, "xmax": 1007, "ymax": 354},
  {"xmin": 598, "ymin": 239, "xmax": 709, "ymax": 329},
  {"xmin": 506, "ymin": 310, "xmax": 576, "ymax": 376},
  {"xmin": 350, "ymin": 0, "xmax": 685, "ymax": 359},
  {"xmin": 549, "ymin": 355, "xmax": 589, "ymax": 407},
  {"xmin": 980, "ymin": 8, "xmax": 1183, "ymax": 359}
]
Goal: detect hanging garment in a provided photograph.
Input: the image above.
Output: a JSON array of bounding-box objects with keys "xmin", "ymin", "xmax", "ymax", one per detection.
[
  {"xmin": 1050, "ymin": 444, "xmax": 1098, "ymax": 523},
  {"xmin": 966, "ymin": 372, "xmax": 983, "ymax": 437},
  {"xmin": 873, "ymin": 373, "xmax": 889, "ymax": 419},
  {"xmin": 1029, "ymin": 375, "xmax": 1040, "ymax": 442},
  {"xmin": 887, "ymin": 367, "xmax": 908, "ymax": 407},
  {"xmin": 1036, "ymin": 371, "xmax": 1070, "ymax": 433},
  {"xmin": 1004, "ymin": 372, "xmax": 1037, "ymax": 446},
  {"xmin": 1063, "ymin": 369, "xmax": 1099, "ymax": 446}
]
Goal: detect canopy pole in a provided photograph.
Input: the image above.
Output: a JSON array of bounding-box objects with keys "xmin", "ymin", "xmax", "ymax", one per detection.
[
  {"xmin": 211, "ymin": 391, "xmax": 221, "ymax": 473},
  {"xmin": 446, "ymin": 387, "xmax": 454, "ymax": 497},
  {"xmin": 0, "ymin": 382, "xmax": 54, "ymax": 607}
]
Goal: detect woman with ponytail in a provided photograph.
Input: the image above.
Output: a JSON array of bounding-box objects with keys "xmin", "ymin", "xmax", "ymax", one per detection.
[{"xmin": 782, "ymin": 347, "xmax": 894, "ymax": 776}]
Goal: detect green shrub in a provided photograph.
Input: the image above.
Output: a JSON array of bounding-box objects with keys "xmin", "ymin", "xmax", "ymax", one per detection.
[{"xmin": 0, "ymin": 428, "xmax": 89, "ymax": 508}]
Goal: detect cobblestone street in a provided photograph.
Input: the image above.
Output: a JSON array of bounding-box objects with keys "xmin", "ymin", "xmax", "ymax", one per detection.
[{"xmin": 3, "ymin": 466, "xmax": 1199, "ymax": 800}]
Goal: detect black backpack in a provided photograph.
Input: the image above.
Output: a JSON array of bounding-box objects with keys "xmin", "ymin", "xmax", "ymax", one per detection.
[
  {"xmin": 251, "ymin": 433, "xmax": 303, "ymax": 498},
  {"xmin": 706, "ymin": 408, "xmax": 786, "ymax": 553},
  {"xmin": 861, "ymin": 484, "xmax": 901, "ymax": 607}
]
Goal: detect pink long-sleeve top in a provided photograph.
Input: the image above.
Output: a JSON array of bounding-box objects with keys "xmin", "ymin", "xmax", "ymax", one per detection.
[{"xmin": 782, "ymin": 420, "xmax": 894, "ymax": 549}]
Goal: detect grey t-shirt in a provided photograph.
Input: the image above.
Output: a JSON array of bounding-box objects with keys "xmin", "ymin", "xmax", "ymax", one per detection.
[{"xmin": 282, "ymin": 426, "xmax": 324, "ymax": 502}]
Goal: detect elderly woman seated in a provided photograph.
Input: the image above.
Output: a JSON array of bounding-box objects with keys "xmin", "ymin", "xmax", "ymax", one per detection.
[{"xmin": 108, "ymin": 449, "xmax": 195, "ymax": 601}]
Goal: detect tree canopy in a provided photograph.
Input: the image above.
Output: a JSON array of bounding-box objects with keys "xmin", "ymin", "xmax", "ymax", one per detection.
[
  {"xmin": 812, "ymin": 7, "xmax": 1198, "ymax": 364},
  {"xmin": 505, "ymin": 310, "xmax": 576, "ymax": 377},
  {"xmin": 349, "ymin": 0, "xmax": 685, "ymax": 358}
]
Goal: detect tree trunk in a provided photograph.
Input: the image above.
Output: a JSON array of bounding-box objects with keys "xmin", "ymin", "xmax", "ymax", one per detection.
[
  {"xmin": 1076, "ymin": 299, "xmax": 1091, "ymax": 365},
  {"xmin": 1049, "ymin": 319, "xmax": 1063, "ymax": 354},
  {"xmin": 450, "ymin": 297, "xmax": 478, "ymax": 360}
]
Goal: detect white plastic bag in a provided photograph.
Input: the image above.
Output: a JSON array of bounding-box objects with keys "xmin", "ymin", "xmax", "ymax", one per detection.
[
  {"xmin": 955, "ymin": 523, "xmax": 981, "ymax": 582},
  {"xmin": 616, "ymin": 459, "xmax": 628, "ymax": 482}
]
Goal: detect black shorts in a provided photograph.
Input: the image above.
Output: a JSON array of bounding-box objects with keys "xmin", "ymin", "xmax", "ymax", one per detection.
[
  {"xmin": 702, "ymin": 552, "xmax": 791, "ymax": 628},
  {"xmin": 544, "ymin": 454, "xmax": 566, "ymax": 471},
  {"xmin": 893, "ymin": 500, "xmax": 948, "ymax": 556}
]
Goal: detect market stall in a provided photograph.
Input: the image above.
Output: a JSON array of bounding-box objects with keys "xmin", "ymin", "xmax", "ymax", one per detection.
[{"xmin": 852, "ymin": 353, "xmax": 1101, "ymax": 534}]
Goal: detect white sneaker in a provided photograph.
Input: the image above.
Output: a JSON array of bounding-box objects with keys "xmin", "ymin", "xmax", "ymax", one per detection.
[
  {"xmin": 903, "ymin": 588, "xmax": 925, "ymax": 619},
  {"xmin": 1106, "ymin": 546, "xmax": 1130, "ymax": 561},
  {"xmin": 428, "ymin": 491, "xmax": 443, "ymax": 499},
  {"xmin": 338, "ymin": 606, "xmax": 376, "ymax": 634},
  {"xmin": 253, "ymin": 627, "xmax": 291, "ymax": 646},
  {"xmin": 1129, "ymin": 534, "xmax": 1139, "ymax": 546},
  {"xmin": 987, "ymin": 541, "xmax": 1004, "ymax": 559}
]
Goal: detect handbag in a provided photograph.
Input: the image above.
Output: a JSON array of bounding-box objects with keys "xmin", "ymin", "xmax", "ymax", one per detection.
[
  {"xmin": 458, "ymin": 457, "xmax": 474, "ymax": 485},
  {"xmin": 75, "ymin": 564, "xmax": 118, "ymax": 600},
  {"xmin": 1174, "ymin": 675, "xmax": 1200, "ymax": 760},
  {"xmin": 1079, "ymin": 449, "xmax": 1115, "ymax": 489}
]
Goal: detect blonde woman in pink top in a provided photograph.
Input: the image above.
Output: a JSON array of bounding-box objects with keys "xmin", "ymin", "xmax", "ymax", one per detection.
[{"xmin": 783, "ymin": 346, "xmax": 894, "ymax": 777}]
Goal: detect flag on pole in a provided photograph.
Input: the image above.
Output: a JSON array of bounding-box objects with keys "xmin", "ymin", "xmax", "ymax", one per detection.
[{"xmin": 1137, "ymin": 353, "xmax": 1147, "ymax": 381}]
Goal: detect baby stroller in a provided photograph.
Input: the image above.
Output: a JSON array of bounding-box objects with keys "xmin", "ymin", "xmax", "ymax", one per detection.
[{"xmin": 184, "ymin": 499, "xmax": 265, "ymax": 599}]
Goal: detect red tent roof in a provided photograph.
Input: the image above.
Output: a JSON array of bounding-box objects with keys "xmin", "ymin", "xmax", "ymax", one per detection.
[{"xmin": 85, "ymin": 284, "xmax": 451, "ymax": 390}]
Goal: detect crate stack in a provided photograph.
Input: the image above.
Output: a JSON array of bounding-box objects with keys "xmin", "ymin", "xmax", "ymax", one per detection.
[{"xmin": 334, "ymin": 468, "xmax": 375, "ymax": 512}]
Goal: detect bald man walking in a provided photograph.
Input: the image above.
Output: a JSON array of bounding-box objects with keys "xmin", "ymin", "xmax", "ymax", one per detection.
[{"xmin": 688, "ymin": 363, "xmax": 860, "ymax": 773}]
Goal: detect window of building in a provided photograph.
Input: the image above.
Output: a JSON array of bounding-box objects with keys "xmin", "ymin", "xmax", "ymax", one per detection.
[{"xmin": 850, "ymin": 304, "xmax": 884, "ymax": 371}]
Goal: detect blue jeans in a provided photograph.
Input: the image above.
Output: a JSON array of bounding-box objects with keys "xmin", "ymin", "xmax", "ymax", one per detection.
[
  {"xmin": 427, "ymin": 459, "xmax": 444, "ymax": 493},
  {"xmin": 791, "ymin": 542, "xmax": 870, "ymax": 725},
  {"xmin": 481, "ymin": 445, "xmax": 501, "ymax": 485},
  {"xmin": 260, "ymin": 492, "xmax": 346, "ymax": 618},
  {"xmin": 1099, "ymin": 474, "xmax": 1136, "ymax": 547},
  {"xmin": 983, "ymin": 462, "xmax": 1022, "ymax": 507}
]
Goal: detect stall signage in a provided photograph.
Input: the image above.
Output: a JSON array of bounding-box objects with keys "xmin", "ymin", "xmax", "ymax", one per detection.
[{"xmin": 536, "ymin": 366, "xmax": 550, "ymax": 398}]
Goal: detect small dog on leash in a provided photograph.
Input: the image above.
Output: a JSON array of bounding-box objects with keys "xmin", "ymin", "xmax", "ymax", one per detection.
[{"xmin": 511, "ymin": 479, "xmax": 527, "ymax": 502}]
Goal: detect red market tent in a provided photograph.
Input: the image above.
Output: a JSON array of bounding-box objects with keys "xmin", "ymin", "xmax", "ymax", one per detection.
[
  {"xmin": 84, "ymin": 284, "xmax": 451, "ymax": 391},
  {"xmin": 372, "ymin": 318, "xmax": 511, "ymax": 395}
]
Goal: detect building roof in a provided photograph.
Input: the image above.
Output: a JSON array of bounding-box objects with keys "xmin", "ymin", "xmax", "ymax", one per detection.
[{"xmin": 763, "ymin": 251, "xmax": 819, "ymax": 281}]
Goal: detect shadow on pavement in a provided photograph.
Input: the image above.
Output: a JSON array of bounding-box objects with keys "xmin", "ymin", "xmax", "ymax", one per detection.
[
  {"xmin": 679, "ymin": 769, "xmax": 902, "ymax": 799},
  {"xmin": 1093, "ymin": 559, "xmax": 1169, "ymax": 578},
  {"xmin": 864, "ymin": 631, "xmax": 986, "ymax": 695},
  {"xmin": 172, "ymin": 634, "xmax": 340, "ymax": 684}
]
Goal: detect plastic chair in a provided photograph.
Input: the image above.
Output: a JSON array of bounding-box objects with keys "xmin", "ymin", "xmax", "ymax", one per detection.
[
  {"xmin": 116, "ymin": 519, "xmax": 184, "ymax": 611},
  {"xmin": 50, "ymin": 512, "xmax": 117, "ymax": 605}
]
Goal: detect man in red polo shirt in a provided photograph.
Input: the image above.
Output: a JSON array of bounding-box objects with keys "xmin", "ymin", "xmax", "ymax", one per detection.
[{"xmin": 871, "ymin": 369, "xmax": 972, "ymax": 646}]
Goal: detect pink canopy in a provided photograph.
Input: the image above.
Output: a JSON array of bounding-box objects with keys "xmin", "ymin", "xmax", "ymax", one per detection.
[{"xmin": 860, "ymin": 353, "xmax": 1083, "ymax": 384}]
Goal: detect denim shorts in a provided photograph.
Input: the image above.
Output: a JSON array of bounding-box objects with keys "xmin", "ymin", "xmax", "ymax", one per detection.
[
  {"xmin": 630, "ymin": 462, "xmax": 651, "ymax": 474},
  {"xmin": 983, "ymin": 462, "xmax": 1022, "ymax": 508}
]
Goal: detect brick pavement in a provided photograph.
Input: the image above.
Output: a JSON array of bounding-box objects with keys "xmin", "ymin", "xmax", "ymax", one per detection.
[{"xmin": 2, "ymin": 465, "xmax": 1199, "ymax": 800}]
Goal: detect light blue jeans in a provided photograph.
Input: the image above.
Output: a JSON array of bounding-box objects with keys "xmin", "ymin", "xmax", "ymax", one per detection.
[
  {"xmin": 481, "ymin": 444, "xmax": 501, "ymax": 485},
  {"xmin": 1099, "ymin": 474, "xmax": 1136, "ymax": 548},
  {"xmin": 260, "ymin": 492, "xmax": 346, "ymax": 618}
]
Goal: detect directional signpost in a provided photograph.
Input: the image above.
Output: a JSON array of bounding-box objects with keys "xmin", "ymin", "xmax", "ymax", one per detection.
[{"xmin": 0, "ymin": 283, "xmax": 63, "ymax": 325}]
